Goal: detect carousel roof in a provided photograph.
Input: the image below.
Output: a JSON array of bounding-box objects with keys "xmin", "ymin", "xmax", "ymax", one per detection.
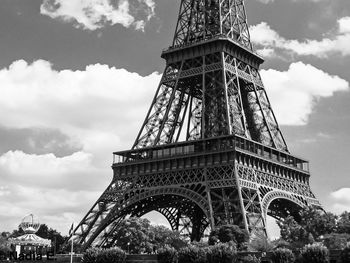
[
  {"xmin": 9, "ymin": 233, "xmax": 51, "ymax": 246},
  {"xmin": 9, "ymin": 214, "xmax": 51, "ymax": 247}
]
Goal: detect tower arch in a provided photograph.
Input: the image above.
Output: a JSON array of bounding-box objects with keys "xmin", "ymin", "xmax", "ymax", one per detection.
[
  {"xmin": 82, "ymin": 187, "xmax": 210, "ymax": 248},
  {"xmin": 262, "ymin": 190, "xmax": 307, "ymax": 222}
]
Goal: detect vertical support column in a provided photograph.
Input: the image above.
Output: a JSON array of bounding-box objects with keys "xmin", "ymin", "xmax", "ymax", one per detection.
[
  {"xmin": 234, "ymin": 57, "xmax": 249, "ymax": 138},
  {"xmin": 132, "ymin": 66, "xmax": 168, "ymax": 149},
  {"xmin": 234, "ymin": 161, "xmax": 249, "ymax": 233},
  {"xmin": 203, "ymin": 167, "xmax": 215, "ymax": 229},
  {"xmin": 221, "ymin": 52, "xmax": 232, "ymax": 135},
  {"xmin": 235, "ymin": 163, "xmax": 267, "ymax": 238},
  {"xmin": 201, "ymin": 55, "xmax": 206, "ymax": 139},
  {"xmin": 186, "ymin": 96, "xmax": 194, "ymax": 140},
  {"xmin": 154, "ymin": 61, "xmax": 185, "ymax": 145},
  {"xmin": 247, "ymin": 65, "xmax": 276, "ymax": 149}
]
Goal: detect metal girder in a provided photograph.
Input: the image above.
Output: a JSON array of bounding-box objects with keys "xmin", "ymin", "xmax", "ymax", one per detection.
[
  {"xmin": 133, "ymin": 50, "xmax": 288, "ymax": 151},
  {"xmin": 173, "ymin": 0, "xmax": 252, "ymax": 50}
]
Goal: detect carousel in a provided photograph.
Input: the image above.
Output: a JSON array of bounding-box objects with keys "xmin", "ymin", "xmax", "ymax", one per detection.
[{"xmin": 8, "ymin": 214, "xmax": 51, "ymax": 255}]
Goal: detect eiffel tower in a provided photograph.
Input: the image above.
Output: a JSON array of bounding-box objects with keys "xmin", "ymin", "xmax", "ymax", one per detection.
[{"xmin": 69, "ymin": 0, "xmax": 320, "ymax": 249}]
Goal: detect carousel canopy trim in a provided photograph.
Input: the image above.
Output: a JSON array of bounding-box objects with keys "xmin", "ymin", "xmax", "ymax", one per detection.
[{"xmin": 9, "ymin": 234, "xmax": 51, "ymax": 247}]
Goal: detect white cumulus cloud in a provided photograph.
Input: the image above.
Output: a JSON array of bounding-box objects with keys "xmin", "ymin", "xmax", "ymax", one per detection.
[
  {"xmin": 40, "ymin": 0, "xmax": 156, "ymax": 31},
  {"xmin": 261, "ymin": 62, "xmax": 349, "ymax": 125},
  {"xmin": 330, "ymin": 188, "xmax": 350, "ymax": 213},
  {"xmin": 0, "ymin": 60, "xmax": 160, "ymax": 233},
  {"xmin": 250, "ymin": 17, "xmax": 350, "ymax": 58}
]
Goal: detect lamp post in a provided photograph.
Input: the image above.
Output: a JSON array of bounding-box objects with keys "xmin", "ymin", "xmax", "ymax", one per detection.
[{"xmin": 70, "ymin": 236, "xmax": 74, "ymax": 263}]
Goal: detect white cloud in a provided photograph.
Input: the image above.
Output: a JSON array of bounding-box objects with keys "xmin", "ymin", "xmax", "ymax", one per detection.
[
  {"xmin": 40, "ymin": 0, "xmax": 156, "ymax": 31},
  {"xmin": 0, "ymin": 60, "xmax": 160, "ymax": 234},
  {"xmin": 330, "ymin": 188, "xmax": 350, "ymax": 213},
  {"xmin": 0, "ymin": 151, "xmax": 98, "ymax": 190},
  {"xmin": 0, "ymin": 60, "xmax": 159, "ymax": 152},
  {"xmin": 0, "ymin": 182, "xmax": 101, "ymax": 233},
  {"xmin": 338, "ymin": 17, "xmax": 350, "ymax": 34},
  {"xmin": 261, "ymin": 62, "xmax": 349, "ymax": 125},
  {"xmin": 250, "ymin": 17, "xmax": 350, "ymax": 58}
]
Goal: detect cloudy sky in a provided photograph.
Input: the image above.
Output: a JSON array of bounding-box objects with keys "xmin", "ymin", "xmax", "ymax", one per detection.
[{"xmin": 0, "ymin": 0, "xmax": 349, "ymax": 236}]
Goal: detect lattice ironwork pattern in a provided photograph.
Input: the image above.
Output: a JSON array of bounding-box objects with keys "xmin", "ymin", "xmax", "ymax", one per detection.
[
  {"xmin": 173, "ymin": 0, "xmax": 251, "ymax": 49},
  {"xmin": 68, "ymin": 0, "xmax": 321, "ymax": 249}
]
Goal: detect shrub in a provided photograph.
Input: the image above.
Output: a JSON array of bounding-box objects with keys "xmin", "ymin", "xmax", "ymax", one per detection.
[
  {"xmin": 209, "ymin": 225, "xmax": 249, "ymax": 250},
  {"xmin": 206, "ymin": 243, "xmax": 237, "ymax": 263},
  {"xmin": 271, "ymin": 248, "xmax": 295, "ymax": 263},
  {"xmin": 191, "ymin": 241, "xmax": 211, "ymax": 248},
  {"xmin": 82, "ymin": 247, "xmax": 100, "ymax": 263},
  {"xmin": 82, "ymin": 247, "xmax": 126, "ymax": 263},
  {"xmin": 208, "ymin": 231, "xmax": 220, "ymax": 246},
  {"xmin": 178, "ymin": 245, "xmax": 208, "ymax": 263},
  {"xmin": 300, "ymin": 243, "xmax": 329, "ymax": 263},
  {"xmin": 249, "ymin": 236, "xmax": 274, "ymax": 252},
  {"xmin": 340, "ymin": 244, "xmax": 350, "ymax": 263},
  {"xmin": 158, "ymin": 246, "xmax": 178, "ymax": 263},
  {"xmin": 0, "ymin": 244, "xmax": 11, "ymax": 258},
  {"xmin": 322, "ymin": 233, "xmax": 350, "ymax": 250},
  {"xmin": 273, "ymin": 239, "xmax": 292, "ymax": 250},
  {"xmin": 101, "ymin": 247, "xmax": 126, "ymax": 263},
  {"xmin": 238, "ymin": 254, "xmax": 260, "ymax": 263}
]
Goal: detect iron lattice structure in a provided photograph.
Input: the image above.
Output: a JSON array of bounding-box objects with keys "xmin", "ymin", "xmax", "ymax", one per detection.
[{"xmin": 69, "ymin": 0, "xmax": 320, "ymax": 248}]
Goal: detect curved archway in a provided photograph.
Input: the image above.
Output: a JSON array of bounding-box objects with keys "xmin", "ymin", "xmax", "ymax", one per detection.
[
  {"xmin": 262, "ymin": 191, "xmax": 307, "ymax": 239},
  {"xmin": 86, "ymin": 187, "xmax": 210, "ymax": 248},
  {"xmin": 262, "ymin": 191, "xmax": 306, "ymax": 221}
]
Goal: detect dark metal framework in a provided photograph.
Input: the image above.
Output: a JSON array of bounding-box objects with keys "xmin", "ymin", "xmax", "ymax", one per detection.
[{"xmin": 68, "ymin": 0, "xmax": 320, "ymax": 249}]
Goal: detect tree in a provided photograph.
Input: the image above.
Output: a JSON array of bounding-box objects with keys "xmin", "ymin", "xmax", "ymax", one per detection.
[
  {"xmin": 299, "ymin": 208, "xmax": 337, "ymax": 238},
  {"xmin": 277, "ymin": 215, "xmax": 310, "ymax": 248},
  {"xmin": 36, "ymin": 224, "xmax": 67, "ymax": 253},
  {"xmin": 1, "ymin": 232, "xmax": 10, "ymax": 238},
  {"xmin": 277, "ymin": 207, "xmax": 337, "ymax": 248},
  {"xmin": 248, "ymin": 235, "xmax": 275, "ymax": 252},
  {"xmin": 110, "ymin": 218, "xmax": 188, "ymax": 254},
  {"xmin": 0, "ymin": 236, "xmax": 10, "ymax": 257},
  {"xmin": 337, "ymin": 212, "xmax": 350, "ymax": 234},
  {"xmin": 150, "ymin": 225, "xmax": 187, "ymax": 250},
  {"xmin": 9, "ymin": 228, "xmax": 24, "ymax": 238},
  {"xmin": 208, "ymin": 225, "xmax": 248, "ymax": 250},
  {"xmin": 112, "ymin": 217, "xmax": 153, "ymax": 254},
  {"xmin": 322, "ymin": 233, "xmax": 350, "ymax": 250}
]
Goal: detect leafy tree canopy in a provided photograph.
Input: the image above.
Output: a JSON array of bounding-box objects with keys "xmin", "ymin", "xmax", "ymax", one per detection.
[
  {"xmin": 209, "ymin": 224, "xmax": 248, "ymax": 250},
  {"xmin": 322, "ymin": 233, "xmax": 350, "ymax": 250},
  {"xmin": 277, "ymin": 207, "xmax": 350, "ymax": 249},
  {"xmin": 111, "ymin": 217, "xmax": 187, "ymax": 254},
  {"xmin": 337, "ymin": 211, "xmax": 350, "ymax": 234},
  {"xmin": 0, "ymin": 236, "xmax": 11, "ymax": 256}
]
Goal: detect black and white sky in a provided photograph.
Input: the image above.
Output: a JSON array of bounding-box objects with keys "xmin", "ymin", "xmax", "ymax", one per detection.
[{"xmin": 0, "ymin": 0, "xmax": 349, "ymax": 236}]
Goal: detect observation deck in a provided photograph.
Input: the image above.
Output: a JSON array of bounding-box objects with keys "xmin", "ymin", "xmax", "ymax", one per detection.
[
  {"xmin": 161, "ymin": 35, "xmax": 264, "ymax": 69},
  {"xmin": 113, "ymin": 135, "xmax": 309, "ymax": 173}
]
